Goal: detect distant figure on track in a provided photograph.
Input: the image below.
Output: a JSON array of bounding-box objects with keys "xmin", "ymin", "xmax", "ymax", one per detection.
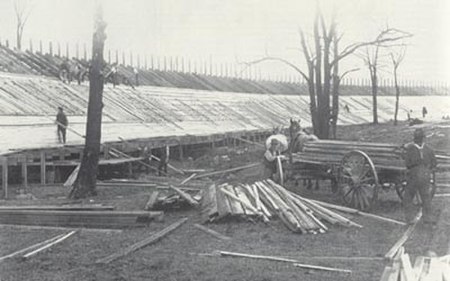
[
  {"xmin": 403, "ymin": 128, "xmax": 437, "ymax": 225},
  {"xmin": 56, "ymin": 107, "xmax": 68, "ymax": 144},
  {"xmin": 422, "ymin": 106, "xmax": 428, "ymax": 118}
]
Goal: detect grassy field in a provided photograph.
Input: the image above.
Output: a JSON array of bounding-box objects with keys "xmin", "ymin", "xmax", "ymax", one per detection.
[{"xmin": 0, "ymin": 120, "xmax": 449, "ymax": 281}]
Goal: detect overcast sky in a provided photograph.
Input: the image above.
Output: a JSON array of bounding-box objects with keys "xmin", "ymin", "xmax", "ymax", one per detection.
[{"xmin": 0, "ymin": 0, "xmax": 448, "ymax": 83}]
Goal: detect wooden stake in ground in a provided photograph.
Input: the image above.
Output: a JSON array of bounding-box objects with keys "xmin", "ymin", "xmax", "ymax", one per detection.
[
  {"xmin": 69, "ymin": 4, "xmax": 106, "ymax": 199},
  {"xmin": 96, "ymin": 218, "xmax": 188, "ymax": 264}
]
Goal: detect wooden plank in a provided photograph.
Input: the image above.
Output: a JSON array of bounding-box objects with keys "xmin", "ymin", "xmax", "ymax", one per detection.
[
  {"xmin": 169, "ymin": 185, "xmax": 199, "ymax": 207},
  {"xmin": 194, "ymin": 162, "xmax": 260, "ymax": 179},
  {"xmin": 0, "ymin": 233, "xmax": 65, "ymax": 262},
  {"xmin": 193, "ymin": 224, "xmax": 231, "ymax": 240},
  {"xmin": 385, "ymin": 214, "xmax": 421, "ymax": 259},
  {"xmin": 309, "ymin": 199, "xmax": 406, "ymax": 226},
  {"xmin": 219, "ymin": 251, "xmax": 351, "ymax": 274},
  {"xmin": 220, "ymin": 186, "xmax": 260, "ymax": 215},
  {"xmin": 144, "ymin": 191, "xmax": 160, "ymax": 210},
  {"xmin": 400, "ymin": 253, "xmax": 415, "ymax": 281},
  {"xmin": 22, "ymin": 230, "xmax": 77, "ymax": 259},
  {"xmin": 96, "ymin": 217, "xmax": 188, "ymax": 264},
  {"xmin": 0, "ymin": 223, "xmax": 123, "ymax": 233}
]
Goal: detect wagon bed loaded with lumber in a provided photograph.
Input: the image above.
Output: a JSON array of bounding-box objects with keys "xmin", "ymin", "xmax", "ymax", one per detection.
[{"xmin": 291, "ymin": 140, "xmax": 450, "ymax": 210}]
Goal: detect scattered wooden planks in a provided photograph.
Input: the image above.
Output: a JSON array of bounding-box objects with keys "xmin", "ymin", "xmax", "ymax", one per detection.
[
  {"xmin": 219, "ymin": 250, "xmax": 351, "ymax": 274},
  {"xmin": 0, "ymin": 230, "xmax": 77, "ymax": 262},
  {"xmin": 96, "ymin": 217, "xmax": 188, "ymax": 264},
  {"xmin": 379, "ymin": 248, "xmax": 450, "ymax": 281}
]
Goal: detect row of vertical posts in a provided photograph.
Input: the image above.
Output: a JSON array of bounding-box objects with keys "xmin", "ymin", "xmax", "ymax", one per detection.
[{"xmin": 0, "ymin": 38, "xmax": 449, "ymax": 87}]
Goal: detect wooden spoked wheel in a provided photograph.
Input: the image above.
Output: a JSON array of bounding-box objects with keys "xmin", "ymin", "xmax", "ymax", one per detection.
[{"xmin": 338, "ymin": 150, "xmax": 379, "ymax": 210}]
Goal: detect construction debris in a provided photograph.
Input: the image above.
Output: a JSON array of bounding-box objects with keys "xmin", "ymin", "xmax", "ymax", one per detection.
[
  {"xmin": 193, "ymin": 224, "xmax": 231, "ymax": 240},
  {"xmin": 0, "ymin": 231, "xmax": 76, "ymax": 262},
  {"xmin": 219, "ymin": 250, "xmax": 351, "ymax": 274},
  {"xmin": 22, "ymin": 231, "xmax": 77, "ymax": 259},
  {"xmin": 385, "ymin": 209, "xmax": 422, "ymax": 260},
  {"xmin": 200, "ymin": 179, "xmax": 361, "ymax": 233},
  {"xmin": 0, "ymin": 210, "xmax": 164, "ymax": 229},
  {"xmin": 96, "ymin": 217, "xmax": 188, "ymax": 264},
  {"xmin": 379, "ymin": 247, "xmax": 450, "ymax": 281},
  {"xmin": 308, "ymin": 198, "xmax": 407, "ymax": 226}
]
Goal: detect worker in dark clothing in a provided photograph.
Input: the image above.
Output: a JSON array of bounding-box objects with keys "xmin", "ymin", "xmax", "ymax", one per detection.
[
  {"xmin": 422, "ymin": 106, "xmax": 428, "ymax": 118},
  {"xmin": 403, "ymin": 128, "xmax": 437, "ymax": 224},
  {"xmin": 56, "ymin": 107, "xmax": 68, "ymax": 144}
]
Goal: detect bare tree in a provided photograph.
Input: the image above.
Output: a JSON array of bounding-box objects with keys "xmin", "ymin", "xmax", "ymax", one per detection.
[
  {"xmin": 14, "ymin": 0, "xmax": 33, "ymax": 50},
  {"xmin": 69, "ymin": 4, "xmax": 107, "ymax": 199},
  {"xmin": 359, "ymin": 29, "xmax": 412, "ymax": 125},
  {"xmin": 243, "ymin": 7, "xmax": 411, "ymax": 139},
  {"xmin": 390, "ymin": 46, "xmax": 407, "ymax": 125}
]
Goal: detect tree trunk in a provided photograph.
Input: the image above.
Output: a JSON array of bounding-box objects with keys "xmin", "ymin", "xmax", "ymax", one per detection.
[
  {"xmin": 313, "ymin": 12, "xmax": 329, "ymax": 139},
  {"xmin": 69, "ymin": 6, "xmax": 106, "ymax": 199},
  {"xmin": 371, "ymin": 67, "xmax": 378, "ymax": 124},
  {"xmin": 393, "ymin": 67, "xmax": 400, "ymax": 125},
  {"xmin": 331, "ymin": 36, "xmax": 340, "ymax": 139}
]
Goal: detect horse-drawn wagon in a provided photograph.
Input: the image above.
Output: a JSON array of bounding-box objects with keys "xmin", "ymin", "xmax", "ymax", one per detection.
[{"xmin": 288, "ymin": 139, "xmax": 450, "ymax": 211}]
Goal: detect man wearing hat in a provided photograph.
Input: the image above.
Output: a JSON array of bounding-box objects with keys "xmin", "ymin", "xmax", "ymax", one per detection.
[
  {"xmin": 403, "ymin": 128, "xmax": 437, "ymax": 224},
  {"xmin": 56, "ymin": 107, "xmax": 68, "ymax": 144}
]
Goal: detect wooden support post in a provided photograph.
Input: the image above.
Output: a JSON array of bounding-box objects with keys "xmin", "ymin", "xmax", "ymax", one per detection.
[
  {"xmin": 57, "ymin": 42, "xmax": 61, "ymax": 56},
  {"xmin": 29, "ymin": 39, "xmax": 33, "ymax": 52},
  {"xmin": 83, "ymin": 43, "xmax": 87, "ymax": 60},
  {"xmin": 39, "ymin": 40, "xmax": 43, "ymax": 53},
  {"xmin": 130, "ymin": 51, "xmax": 133, "ymax": 67},
  {"xmin": 21, "ymin": 155, "xmax": 28, "ymax": 191},
  {"xmin": 122, "ymin": 51, "xmax": 125, "ymax": 65},
  {"xmin": 108, "ymin": 50, "xmax": 111, "ymax": 64},
  {"xmin": 179, "ymin": 144, "xmax": 183, "ymax": 161},
  {"xmin": 40, "ymin": 151, "xmax": 46, "ymax": 185},
  {"xmin": 76, "ymin": 43, "xmax": 79, "ymax": 59},
  {"xmin": 65, "ymin": 42, "xmax": 69, "ymax": 58},
  {"xmin": 49, "ymin": 42, "xmax": 53, "ymax": 56},
  {"xmin": 1, "ymin": 157, "xmax": 8, "ymax": 199},
  {"xmin": 115, "ymin": 50, "xmax": 119, "ymax": 64}
]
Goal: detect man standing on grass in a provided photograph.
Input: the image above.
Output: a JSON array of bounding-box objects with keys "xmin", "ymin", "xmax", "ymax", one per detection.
[
  {"xmin": 403, "ymin": 128, "xmax": 437, "ymax": 224},
  {"xmin": 56, "ymin": 107, "xmax": 68, "ymax": 144}
]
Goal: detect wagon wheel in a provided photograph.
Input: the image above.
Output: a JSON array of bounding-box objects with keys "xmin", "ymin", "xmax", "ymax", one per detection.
[{"xmin": 338, "ymin": 150, "xmax": 379, "ymax": 210}]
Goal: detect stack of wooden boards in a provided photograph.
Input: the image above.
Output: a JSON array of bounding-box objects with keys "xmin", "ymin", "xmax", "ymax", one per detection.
[
  {"xmin": 292, "ymin": 140, "xmax": 450, "ymax": 172},
  {"xmin": 200, "ymin": 179, "xmax": 361, "ymax": 234},
  {"xmin": 379, "ymin": 247, "xmax": 450, "ymax": 281},
  {"xmin": 0, "ymin": 205, "xmax": 163, "ymax": 229}
]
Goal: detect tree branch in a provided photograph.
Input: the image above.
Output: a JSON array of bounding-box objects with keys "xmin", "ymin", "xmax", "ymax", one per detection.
[{"xmin": 239, "ymin": 56, "xmax": 309, "ymax": 82}]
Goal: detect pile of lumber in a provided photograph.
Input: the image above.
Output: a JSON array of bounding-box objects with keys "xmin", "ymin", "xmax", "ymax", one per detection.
[
  {"xmin": 101, "ymin": 176, "xmax": 211, "ymax": 190},
  {"xmin": 379, "ymin": 247, "xmax": 450, "ymax": 281},
  {"xmin": 292, "ymin": 140, "xmax": 405, "ymax": 170},
  {"xmin": 0, "ymin": 204, "xmax": 163, "ymax": 229},
  {"xmin": 293, "ymin": 140, "xmax": 450, "ymax": 171},
  {"xmin": 200, "ymin": 179, "xmax": 361, "ymax": 234}
]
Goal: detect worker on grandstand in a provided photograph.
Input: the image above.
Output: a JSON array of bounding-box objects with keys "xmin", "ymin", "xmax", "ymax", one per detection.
[
  {"xmin": 56, "ymin": 106, "xmax": 68, "ymax": 144},
  {"xmin": 403, "ymin": 128, "xmax": 437, "ymax": 225}
]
